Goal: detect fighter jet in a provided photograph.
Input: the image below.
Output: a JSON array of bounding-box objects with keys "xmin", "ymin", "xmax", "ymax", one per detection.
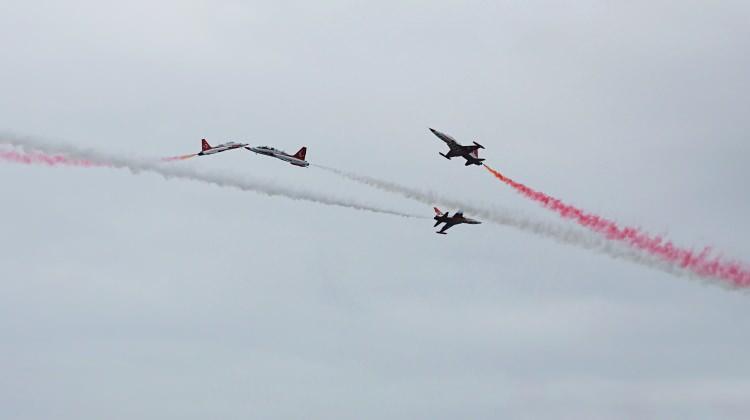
[
  {"xmin": 429, "ymin": 128, "xmax": 485, "ymax": 166},
  {"xmin": 433, "ymin": 207, "xmax": 482, "ymax": 235},
  {"xmin": 198, "ymin": 139, "xmax": 248, "ymax": 156},
  {"xmin": 246, "ymin": 145, "xmax": 309, "ymax": 167}
]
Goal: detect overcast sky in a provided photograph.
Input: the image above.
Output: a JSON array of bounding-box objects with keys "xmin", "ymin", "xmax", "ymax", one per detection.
[{"xmin": 1, "ymin": 1, "xmax": 749, "ymax": 419}]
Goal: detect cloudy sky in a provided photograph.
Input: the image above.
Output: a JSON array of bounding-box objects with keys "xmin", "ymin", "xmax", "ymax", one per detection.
[{"xmin": 1, "ymin": 1, "xmax": 749, "ymax": 419}]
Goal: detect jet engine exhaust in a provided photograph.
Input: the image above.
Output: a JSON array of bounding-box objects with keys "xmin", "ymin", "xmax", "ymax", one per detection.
[{"xmin": 162, "ymin": 153, "xmax": 197, "ymax": 161}]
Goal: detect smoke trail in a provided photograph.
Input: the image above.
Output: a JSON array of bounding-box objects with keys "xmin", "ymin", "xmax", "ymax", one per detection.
[
  {"xmin": 313, "ymin": 164, "xmax": 715, "ymax": 283},
  {"xmin": 0, "ymin": 135, "xmax": 424, "ymax": 220},
  {"xmin": 484, "ymin": 165, "xmax": 750, "ymax": 288},
  {"xmin": 0, "ymin": 150, "xmax": 100, "ymax": 167},
  {"xmin": 162, "ymin": 153, "xmax": 197, "ymax": 161}
]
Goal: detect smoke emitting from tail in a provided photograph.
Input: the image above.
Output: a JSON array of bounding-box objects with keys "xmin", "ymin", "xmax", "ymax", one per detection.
[
  {"xmin": 483, "ymin": 165, "xmax": 750, "ymax": 287},
  {"xmin": 313, "ymin": 164, "xmax": 709, "ymax": 282},
  {"xmin": 0, "ymin": 135, "xmax": 423, "ymax": 220},
  {"xmin": 162, "ymin": 153, "xmax": 197, "ymax": 161},
  {"xmin": 3, "ymin": 133, "xmax": 746, "ymax": 288}
]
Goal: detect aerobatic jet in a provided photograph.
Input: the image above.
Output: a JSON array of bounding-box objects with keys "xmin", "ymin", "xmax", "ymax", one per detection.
[
  {"xmin": 198, "ymin": 139, "xmax": 248, "ymax": 156},
  {"xmin": 429, "ymin": 128, "xmax": 485, "ymax": 166},
  {"xmin": 246, "ymin": 145, "xmax": 309, "ymax": 167},
  {"xmin": 433, "ymin": 207, "xmax": 482, "ymax": 235}
]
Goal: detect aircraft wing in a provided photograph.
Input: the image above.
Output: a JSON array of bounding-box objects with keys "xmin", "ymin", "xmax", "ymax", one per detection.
[
  {"xmin": 462, "ymin": 144, "xmax": 481, "ymax": 153},
  {"xmin": 437, "ymin": 221, "xmax": 457, "ymax": 234}
]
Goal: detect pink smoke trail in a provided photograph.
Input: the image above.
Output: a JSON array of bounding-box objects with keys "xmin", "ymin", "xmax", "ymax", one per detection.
[
  {"xmin": 1, "ymin": 149, "xmax": 193, "ymax": 165},
  {"xmin": 484, "ymin": 165, "xmax": 750, "ymax": 287},
  {"xmin": 162, "ymin": 153, "xmax": 197, "ymax": 161},
  {"xmin": 0, "ymin": 150, "xmax": 100, "ymax": 167}
]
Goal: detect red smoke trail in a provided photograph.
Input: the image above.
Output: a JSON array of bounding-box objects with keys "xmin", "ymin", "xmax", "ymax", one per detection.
[
  {"xmin": 162, "ymin": 153, "xmax": 197, "ymax": 161},
  {"xmin": 0, "ymin": 150, "xmax": 99, "ymax": 167},
  {"xmin": 484, "ymin": 165, "xmax": 750, "ymax": 287},
  {"xmin": 1, "ymin": 149, "xmax": 195, "ymax": 166}
]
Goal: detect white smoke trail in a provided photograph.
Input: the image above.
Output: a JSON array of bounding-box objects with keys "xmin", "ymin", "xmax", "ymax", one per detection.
[
  {"xmin": 0, "ymin": 134, "xmax": 424, "ymax": 220},
  {"xmin": 0, "ymin": 134, "xmax": 728, "ymax": 286},
  {"xmin": 313, "ymin": 164, "xmax": 719, "ymax": 284}
]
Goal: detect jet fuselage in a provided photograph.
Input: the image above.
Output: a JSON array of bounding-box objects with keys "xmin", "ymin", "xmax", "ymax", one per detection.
[
  {"xmin": 433, "ymin": 207, "xmax": 482, "ymax": 234},
  {"xmin": 429, "ymin": 128, "xmax": 486, "ymax": 166},
  {"xmin": 198, "ymin": 141, "xmax": 247, "ymax": 156},
  {"xmin": 246, "ymin": 146, "xmax": 309, "ymax": 167}
]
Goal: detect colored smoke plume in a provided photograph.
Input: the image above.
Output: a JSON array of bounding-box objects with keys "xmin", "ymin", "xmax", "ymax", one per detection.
[
  {"xmin": 0, "ymin": 140, "xmax": 423, "ymax": 220},
  {"xmin": 162, "ymin": 153, "xmax": 197, "ymax": 161},
  {"xmin": 484, "ymin": 165, "xmax": 750, "ymax": 287},
  {"xmin": 314, "ymin": 164, "xmax": 709, "ymax": 283},
  {"xmin": 0, "ymin": 150, "xmax": 99, "ymax": 167}
]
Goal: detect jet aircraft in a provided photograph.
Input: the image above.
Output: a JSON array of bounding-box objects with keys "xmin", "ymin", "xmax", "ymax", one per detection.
[
  {"xmin": 198, "ymin": 139, "xmax": 248, "ymax": 156},
  {"xmin": 433, "ymin": 207, "xmax": 482, "ymax": 235},
  {"xmin": 429, "ymin": 128, "xmax": 485, "ymax": 166},
  {"xmin": 246, "ymin": 145, "xmax": 309, "ymax": 167}
]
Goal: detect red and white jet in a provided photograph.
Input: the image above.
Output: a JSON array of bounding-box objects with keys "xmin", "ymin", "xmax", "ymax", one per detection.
[
  {"xmin": 245, "ymin": 145, "xmax": 309, "ymax": 167},
  {"xmin": 198, "ymin": 139, "xmax": 248, "ymax": 156},
  {"xmin": 433, "ymin": 207, "xmax": 482, "ymax": 235}
]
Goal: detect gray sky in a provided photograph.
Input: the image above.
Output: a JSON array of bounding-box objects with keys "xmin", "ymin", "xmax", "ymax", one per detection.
[{"xmin": 1, "ymin": 1, "xmax": 749, "ymax": 419}]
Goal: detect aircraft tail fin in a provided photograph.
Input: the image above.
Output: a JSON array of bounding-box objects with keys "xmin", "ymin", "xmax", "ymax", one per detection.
[
  {"xmin": 201, "ymin": 139, "xmax": 212, "ymax": 151},
  {"xmin": 293, "ymin": 147, "xmax": 307, "ymax": 160},
  {"xmin": 433, "ymin": 207, "xmax": 444, "ymax": 216},
  {"xmin": 465, "ymin": 158, "xmax": 485, "ymax": 166},
  {"xmin": 466, "ymin": 150, "xmax": 485, "ymax": 166}
]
